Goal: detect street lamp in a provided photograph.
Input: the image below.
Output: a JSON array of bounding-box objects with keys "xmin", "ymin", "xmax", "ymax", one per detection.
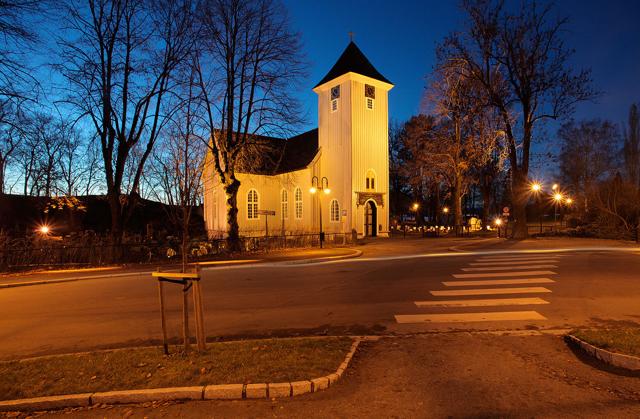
[
  {"xmin": 552, "ymin": 183, "xmax": 559, "ymax": 191},
  {"xmin": 412, "ymin": 202, "xmax": 419, "ymax": 211},
  {"xmin": 310, "ymin": 176, "xmax": 329, "ymax": 248},
  {"xmin": 38, "ymin": 225, "xmax": 50, "ymax": 235}
]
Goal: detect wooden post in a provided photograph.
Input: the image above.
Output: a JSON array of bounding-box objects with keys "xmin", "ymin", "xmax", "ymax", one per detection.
[
  {"xmin": 192, "ymin": 266, "xmax": 206, "ymax": 351},
  {"xmin": 182, "ymin": 281, "xmax": 190, "ymax": 352},
  {"xmin": 156, "ymin": 268, "xmax": 169, "ymax": 355}
]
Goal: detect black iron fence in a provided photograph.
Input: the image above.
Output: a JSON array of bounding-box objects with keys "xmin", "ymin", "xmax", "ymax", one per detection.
[{"xmin": 0, "ymin": 233, "xmax": 354, "ymax": 272}]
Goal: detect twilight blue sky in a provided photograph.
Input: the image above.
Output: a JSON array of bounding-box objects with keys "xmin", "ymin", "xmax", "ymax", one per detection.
[{"xmin": 283, "ymin": 0, "xmax": 640, "ymax": 141}]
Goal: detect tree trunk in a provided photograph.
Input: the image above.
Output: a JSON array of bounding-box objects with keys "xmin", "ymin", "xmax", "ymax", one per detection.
[
  {"xmin": 453, "ymin": 174, "xmax": 463, "ymax": 236},
  {"xmin": 108, "ymin": 191, "xmax": 124, "ymax": 261},
  {"xmin": 511, "ymin": 170, "xmax": 529, "ymax": 239},
  {"xmin": 224, "ymin": 178, "xmax": 242, "ymax": 252},
  {"xmin": 181, "ymin": 207, "xmax": 190, "ymax": 272},
  {"xmin": 0, "ymin": 158, "xmax": 5, "ymax": 195},
  {"xmin": 481, "ymin": 182, "xmax": 491, "ymax": 231}
]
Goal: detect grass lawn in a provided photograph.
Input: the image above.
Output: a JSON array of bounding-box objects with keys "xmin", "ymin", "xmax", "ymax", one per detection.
[
  {"xmin": 0, "ymin": 337, "xmax": 353, "ymax": 401},
  {"xmin": 571, "ymin": 328, "xmax": 640, "ymax": 357}
]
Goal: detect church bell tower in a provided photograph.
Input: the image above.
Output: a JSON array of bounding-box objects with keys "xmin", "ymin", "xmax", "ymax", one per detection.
[{"xmin": 313, "ymin": 42, "xmax": 394, "ymax": 238}]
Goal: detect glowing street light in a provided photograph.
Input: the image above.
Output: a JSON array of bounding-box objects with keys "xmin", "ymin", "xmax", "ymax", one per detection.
[
  {"xmin": 553, "ymin": 192, "xmax": 563, "ymax": 202},
  {"xmin": 565, "ymin": 197, "xmax": 573, "ymax": 205},
  {"xmin": 552, "ymin": 183, "xmax": 559, "ymax": 191},
  {"xmin": 531, "ymin": 182, "xmax": 542, "ymax": 192},
  {"xmin": 412, "ymin": 203, "xmax": 419, "ymax": 211},
  {"xmin": 443, "ymin": 207, "xmax": 449, "ymax": 214},
  {"xmin": 494, "ymin": 218, "xmax": 502, "ymax": 226},
  {"xmin": 38, "ymin": 225, "xmax": 51, "ymax": 235}
]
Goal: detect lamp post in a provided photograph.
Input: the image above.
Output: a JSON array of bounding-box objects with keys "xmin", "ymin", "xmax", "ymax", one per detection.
[
  {"xmin": 310, "ymin": 176, "xmax": 330, "ymax": 248},
  {"xmin": 531, "ymin": 182, "xmax": 543, "ymax": 233},
  {"xmin": 553, "ymin": 192, "xmax": 563, "ymax": 228}
]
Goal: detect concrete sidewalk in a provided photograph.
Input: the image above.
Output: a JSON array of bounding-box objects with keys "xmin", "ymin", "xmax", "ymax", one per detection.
[{"xmin": 36, "ymin": 333, "xmax": 640, "ymax": 418}]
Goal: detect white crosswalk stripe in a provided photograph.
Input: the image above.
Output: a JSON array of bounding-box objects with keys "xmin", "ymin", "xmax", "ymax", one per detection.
[
  {"xmin": 469, "ymin": 259, "xmax": 559, "ymax": 266},
  {"xmin": 460, "ymin": 265, "xmax": 557, "ymax": 271},
  {"xmin": 395, "ymin": 253, "xmax": 564, "ymax": 325},
  {"xmin": 442, "ymin": 278, "xmax": 555, "ymax": 287}
]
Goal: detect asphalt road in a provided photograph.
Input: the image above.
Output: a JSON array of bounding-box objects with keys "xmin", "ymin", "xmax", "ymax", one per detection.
[{"xmin": 2, "ymin": 238, "xmax": 640, "ymax": 360}]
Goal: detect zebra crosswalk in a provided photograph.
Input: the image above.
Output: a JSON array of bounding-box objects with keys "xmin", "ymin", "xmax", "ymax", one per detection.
[{"xmin": 394, "ymin": 253, "xmax": 563, "ymax": 325}]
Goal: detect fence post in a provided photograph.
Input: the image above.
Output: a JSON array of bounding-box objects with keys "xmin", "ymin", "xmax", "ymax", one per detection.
[{"xmin": 193, "ymin": 266, "xmax": 206, "ymax": 351}]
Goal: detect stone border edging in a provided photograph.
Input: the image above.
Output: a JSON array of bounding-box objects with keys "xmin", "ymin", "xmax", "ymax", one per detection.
[
  {"xmin": 566, "ymin": 334, "xmax": 640, "ymax": 371},
  {"xmin": 0, "ymin": 338, "xmax": 361, "ymax": 412}
]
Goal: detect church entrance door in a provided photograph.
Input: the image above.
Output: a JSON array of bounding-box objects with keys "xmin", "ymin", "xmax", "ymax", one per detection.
[{"xmin": 365, "ymin": 200, "xmax": 377, "ymax": 237}]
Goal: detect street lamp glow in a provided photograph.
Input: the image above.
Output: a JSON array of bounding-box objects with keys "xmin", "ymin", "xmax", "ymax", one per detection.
[
  {"xmin": 553, "ymin": 193, "xmax": 563, "ymax": 202},
  {"xmin": 323, "ymin": 188, "xmax": 330, "ymax": 195},
  {"xmin": 494, "ymin": 218, "xmax": 502, "ymax": 226},
  {"xmin": 552, "ymin": 183, "xmax": 559, "ymax": 191},
  {"xmin": 531, "ymin": 182, "xmax": 541, "ymax": 192},
  {"xmin": 443, "ymin": 207, "xmax": 449, "ymax": 214},
  {"xmin": 38, "ymin": 225, "xmax": 50, "ymax": 234},
  {"xmin": 309, "ymin": 186, "xmax": 317, "ymax": 194},
  {"xmin": 412, "ymin": 203, "xmax": 419, "ymax": 210},
  {"xmin": 566, "ymin": 197, "xmax": 573, "ymax": 205}
]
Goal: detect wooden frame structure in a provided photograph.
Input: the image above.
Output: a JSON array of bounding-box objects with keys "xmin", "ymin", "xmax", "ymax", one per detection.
[{"xmin": 152, "ymin": 267, "xmax": 206, "ymax": 354}]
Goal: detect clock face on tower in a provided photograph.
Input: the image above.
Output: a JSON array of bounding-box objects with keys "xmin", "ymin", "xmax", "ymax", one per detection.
[
  {"xmin": 331, "ymin": 85, "xmax": 340, "ymax": 100},
  {"xmin": 365, "ymin": 84, "xmax": 375, "ymax": 99}
]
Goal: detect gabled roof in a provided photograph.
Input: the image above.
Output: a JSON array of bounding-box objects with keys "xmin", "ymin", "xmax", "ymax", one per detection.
[
  {"xmin": 236, "ymin": 129, "xmax": 319, "ymax": 175},
  {"xmin": 315, "ymin": 41, "xmax": 391, "ymax": 88}
]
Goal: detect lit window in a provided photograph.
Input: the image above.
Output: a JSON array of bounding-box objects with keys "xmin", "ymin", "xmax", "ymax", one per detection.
[
  {"xmin": 330, "ymin": 199, "xmax": 340, "ymax": 222},
  {"xmin": 366, "ymin": 170, "xmax": 376, "ymax": 191},
  {"xmin": 295, "ymin": 187, "xmax": 303, "ymax": 219},
  {"xmin": 281, "ymin": 189, "xmax": 288, "ymax": 220},
  {"xmin": 247, "ymin": 189, "xmax": 259, "ymax": 220}
]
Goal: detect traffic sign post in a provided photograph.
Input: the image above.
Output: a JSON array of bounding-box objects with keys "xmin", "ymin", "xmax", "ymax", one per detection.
[{"xmin": 257, "ymin": 210, "xmax": 276, "ymax": 237}]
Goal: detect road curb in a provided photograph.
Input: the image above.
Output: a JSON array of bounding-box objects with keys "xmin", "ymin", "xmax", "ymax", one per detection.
[
  {"xmin": 278, "ymin": 249, "xmax": 363, "ymax": 265},
  {"xmin": 0, "ymin": 249, "xmax": 363, "ymax": 289},
  {"xmin": 565, "ymin": 334, "xmax": 640, "ymax": 371},
  {"xmin": 0, "ymin": 338, "xmax": 361, "ymax": 412}
]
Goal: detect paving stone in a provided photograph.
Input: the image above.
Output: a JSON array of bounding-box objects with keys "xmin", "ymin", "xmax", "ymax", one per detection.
[
  {"xmin": 0, "ymin": 394, "xmax": 92, "ymax": 411},
  {"xmin": 245, "ymin": 383, "xmax": 267, "ymax": 399},
  {"xmin": 291, "ymin": 380, "xmax": 312, "ymax": 396},
  {"xmin": 203, "ymin": 384, "xmax": 244, "ymax": 400},
  {"xmin": 268, "ymin": 382, "xmax": 291, "ymax": 398},
  {"xmin": 91, "ymin": 387, "xmax": 203, "ymax": 405},
  {"xmin": 311, "ymin": 376, "xmax": 329, "ymax": 392}
]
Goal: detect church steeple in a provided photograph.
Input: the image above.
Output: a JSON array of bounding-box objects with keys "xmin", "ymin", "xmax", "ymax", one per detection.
[{"xmin": 314, "ymin": 42, "xmax": 391, "ymax": 88}]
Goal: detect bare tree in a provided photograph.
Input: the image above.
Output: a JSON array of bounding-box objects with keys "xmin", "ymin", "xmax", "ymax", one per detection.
[
  {"xmin": 440, "ymin": 0, "xmax": 596, "ymax": 238},
  {"xmin": 195, "ymin": 0, "xmax": 305, "ymax": 251},
  {"xmin": 57, "ymin": 0, "xmax": 196, "ymax": 243},
  {"xmin": 57, "ymin": 119, "xmax": 85, "ymax": 196},
  {"xmin": 0, "ymin": 0, "xmax": 43, "ymax": 107},
  {"xmin": 0, "ymin": 101, "xmax": 26, "ymax": 195},
  {"xmin": 148, "ymin": 68, "xmax": 205, "ymax": 271},
  {"xmin": 623, "ymin": 104, "xmax": 640, "ymax": 186},
  {"xmin": 558, "ymin": 119, "xmax": 618, "ymax": 213}
]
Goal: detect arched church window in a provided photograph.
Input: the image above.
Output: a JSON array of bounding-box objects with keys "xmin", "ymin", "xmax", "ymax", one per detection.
[
  {"xmin": 281, "ymin": 189, "xmax": 288, "ymax": 220},
  {"xmin": 331, "ymin": 85, "xmax": 340, "ymax": 113},
  {"xmin": 365, "ymin": 84, "xmax": 375, "ymax": 110},
  {"xmin": 330, "ymin": 199, "xmax": 340, "ymax": 222},
  {"xmin": 366, "ymin": 170, "xmax": 376, "ymax": 191},
  {"xmin": 247, "ymin": 189, "xmax": 259, "ymax": 220},
  {"xmin": 295, "ymin": 187, "xmax": 303, "ymax": 219}
]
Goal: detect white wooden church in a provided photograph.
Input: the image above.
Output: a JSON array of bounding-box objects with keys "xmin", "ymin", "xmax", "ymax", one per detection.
[{"xmin": 203, "ymin": 41, "xmax": 393, "ymax": 238}]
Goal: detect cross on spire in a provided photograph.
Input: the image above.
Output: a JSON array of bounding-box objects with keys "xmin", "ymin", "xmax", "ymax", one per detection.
[{"xmin": 348, "ymin": 31, "xmax": 354, "ymax": 42}]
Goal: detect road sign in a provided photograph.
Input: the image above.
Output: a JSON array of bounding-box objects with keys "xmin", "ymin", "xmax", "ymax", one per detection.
[{"xmin": 257, "ymin": 210, "xmax": 276, "ymax": 216}]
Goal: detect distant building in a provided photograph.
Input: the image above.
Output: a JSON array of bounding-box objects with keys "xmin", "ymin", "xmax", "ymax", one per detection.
[{"xmin": 203, "ymin": 42, "xmax": 393, "ymax": 238}]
